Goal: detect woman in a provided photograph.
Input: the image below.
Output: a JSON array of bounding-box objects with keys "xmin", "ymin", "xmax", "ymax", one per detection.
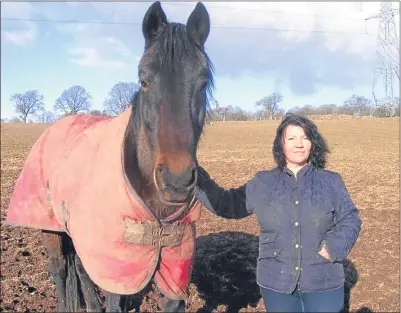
[{"xmin": 195, "ymin": 113, "xmax": 361, "ymax": 312}]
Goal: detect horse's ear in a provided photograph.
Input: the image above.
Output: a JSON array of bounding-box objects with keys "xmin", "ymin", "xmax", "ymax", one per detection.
[
  {"xmin": 186, "ymin": 2, "xmax": 210, "ymax": 47},
  {"xmin": 142, "ymin": 1, "xmax": 167, "ymax": 48}
]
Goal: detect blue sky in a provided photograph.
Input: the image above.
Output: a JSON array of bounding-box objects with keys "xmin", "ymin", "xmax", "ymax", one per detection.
[{"xmin": 1, "ymin": 1, "xmax": 399, "ymax": 119}]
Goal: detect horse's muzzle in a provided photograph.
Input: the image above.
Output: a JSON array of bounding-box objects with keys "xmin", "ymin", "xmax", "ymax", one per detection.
[{"xmin": 153, "ymin": 163, "xmax": 197, "ymax": 206}]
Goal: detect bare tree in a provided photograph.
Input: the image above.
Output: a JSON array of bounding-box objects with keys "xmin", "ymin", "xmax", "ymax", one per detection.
[
  {"xmin": 376, "ymin": 97, "xmax": 400, "ymax": 117},
  {"xmin": 315, "ymin": 104, "xmax": 338, "ymax": 115},
  {"xmin": 255, "ymin": 92, "xmax": 283, "ymax": 120},
  {"xmin": 9, "ymin": 117, "xmax": 23, "ymax": 123},
  {"xmin": 54, "ymin": 85, "xmax": 92, "ymax": 115},
  {"xmin": 231, "ymin": 106, "xmax": 249, "ymax": 121},
  {"xmin": 344, "ymin": 94, "xmax": 371, "ymax": 116},
  {"xmin": 104, "ymin": 82, "xmax": 139, "ymax": 116},
  {"xmin": 275, "ymin": 108, "xmax": 286, "ymax": 120},
  {"xmin": 208, "ymin": 98, "xmax": 221, "ymax": 121},
  {"xmin": 290, "ymin": 105, "xmax": 316, "ymax": 116},
  {"xmin": 38, "ymin": 111, "xmax": 58, "ymax": 123},
  {"xmin": 253, "ymin": 109, "xmax": 266, "ymax": 120},
  {"xmin": 10, "ymin": 90, "xmax": 45, "ymax": 123},
  {"xmin": 209, "ymin": 101, "xmax": 226, "ymax": 122},
  {"xmin": 221, "ymin": 105, "xmax": 234, "ymax": 122}
]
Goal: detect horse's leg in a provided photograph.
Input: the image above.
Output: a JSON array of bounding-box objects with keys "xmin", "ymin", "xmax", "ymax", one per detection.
[
  {"xmin": 74, "ymin": 255, "xmax": 103, "ymax": 312},
  {"xmin": 158, "ymin": 296, "xmax": 186, "ymax": 312},
  {"xmin": 104, "ymin": 291, "xmax": 127, "ymax": 312},
  {"xmin": 41, "ymin": 230, "xmax": 81, "ymax": 312}
]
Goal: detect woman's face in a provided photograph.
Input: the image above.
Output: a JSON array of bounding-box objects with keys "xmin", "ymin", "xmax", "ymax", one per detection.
[{"xmin": 282, "ymin": 124, "xmax": 312, "ymax": 168}]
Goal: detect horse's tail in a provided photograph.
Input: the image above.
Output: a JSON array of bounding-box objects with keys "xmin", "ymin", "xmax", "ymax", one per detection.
[{"xmin": 65, "ymin": 254, "xmax": 83, "ymax": 311}]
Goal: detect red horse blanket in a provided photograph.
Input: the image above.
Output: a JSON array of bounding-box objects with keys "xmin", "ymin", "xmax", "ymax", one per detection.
[{"xmin": 5, "ymin": 107, "xmax": 202, "ymax": 299}]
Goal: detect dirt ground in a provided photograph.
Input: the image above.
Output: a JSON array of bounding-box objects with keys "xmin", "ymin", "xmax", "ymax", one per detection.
[{"xmin": 1, "ymin": 118, "xmax": 399, "ymax": 312}]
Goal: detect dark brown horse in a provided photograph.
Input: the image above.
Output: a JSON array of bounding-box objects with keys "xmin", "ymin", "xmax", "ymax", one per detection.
[{"xmin": 41, "ymin": 2, "xmax": 214, "ymax": 312}]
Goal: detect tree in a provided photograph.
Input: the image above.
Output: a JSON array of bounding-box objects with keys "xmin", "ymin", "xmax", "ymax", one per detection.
[
  {"xmin": 253, "ymin": 109, "xmax": 266, "ymax": 120},
  {"xmin": 292, "ymin": 105, "xmax": 316, "ymax": 116},
  {"xmin": 394, "ymin": 98, "xmax": 400, "ymax": 116},
  {"xmin": 54, "ymin": 85, "xmax": 92, "ymax": 115},
  {"xmin": 104, "ymin": 82, "xmax": 139, "ymax": 116},
  {"xmin": 288, "ymin": 106, "xmax": 301, "ymax": 114},
  {"xmin": 316, "ymin": 104, "xmax": 338, "ymax": 115},
  {"xmin": 376, "ymin": 97, "xmax": 400, "ymax": 117},
  {"xmin": 275, "ymin": 108, "xmax": 286, "ymax": 120},
  {"xmin": 344, "ymin": 94, "xmax": 371, "ymax": 116},
  {"xmin": 231, "ymin": 106, "xmax": 249, "ymax": 121},
  {"xmin": 220, "ymin": 105, "xmax": 234, "ymax": 122},
  {"xmin": 255, "ymin": 92, "xmax": 283, "ymax": 120},
  {"xmin": 38, "ymin": 111, "xmax": 58, "ymax": 123},
  {"xmin": 10, "ymin": 90, "xmax": 45, "ymax": 123},
  {"xmin": 9, "ymin": 117, "xmax": 22, "ymax": 123},
  {"xmin": 208, "ymin": 98, "xmax": 221, "ymax": 121},
  {"xmin": 89, "ymin": 109, "xmax": 103, "ymax": 116}
]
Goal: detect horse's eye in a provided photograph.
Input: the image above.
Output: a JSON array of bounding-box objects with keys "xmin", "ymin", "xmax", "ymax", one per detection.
[{"xmin": 139, "ymin": 79, "xmax": 149, "ymax": 91}]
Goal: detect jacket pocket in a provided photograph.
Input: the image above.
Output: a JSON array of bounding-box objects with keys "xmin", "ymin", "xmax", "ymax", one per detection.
[
  {"xmin": 258, "ymin": 247, "xmax": 283, "ymax": 260},
  {"xmin": 258, "ymin": 231, "xmax": 281, "ymax": 261},
  {"xmin": 259, "ymin": 231, "xmax": 278, "ymax": 244}
]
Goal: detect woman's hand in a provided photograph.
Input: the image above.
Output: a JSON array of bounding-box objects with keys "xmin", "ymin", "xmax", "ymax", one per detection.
[{"xmin": 318, "ymin": 245, "xmax": 331, "ymax": 260}]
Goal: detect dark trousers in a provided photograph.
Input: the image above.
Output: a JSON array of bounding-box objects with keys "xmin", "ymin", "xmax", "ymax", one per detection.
[{"xmin": 259, "ymin": 285, "xmax": 344, "ymax": 312}]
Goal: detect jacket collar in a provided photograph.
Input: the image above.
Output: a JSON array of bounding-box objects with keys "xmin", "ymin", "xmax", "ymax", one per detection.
[{"xmin": 282, "ymin": 162, "xmax": 313, "ymax": 178}]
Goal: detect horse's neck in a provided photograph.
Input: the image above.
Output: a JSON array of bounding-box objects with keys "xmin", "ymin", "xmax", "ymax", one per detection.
[{"xmin": 123, "ymin": 117, "xmax": 178, "ymax": 221}]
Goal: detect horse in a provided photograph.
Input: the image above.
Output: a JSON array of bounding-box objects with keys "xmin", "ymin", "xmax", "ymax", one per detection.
[{"xmin": 5, "ymin": 2, "xmax": 214, "ymax": 312}]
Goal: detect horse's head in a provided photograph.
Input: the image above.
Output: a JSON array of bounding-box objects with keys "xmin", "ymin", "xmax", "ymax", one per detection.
[{"xmin": 134, "ymin": 1, "xmax": 213, "ymax": 206}]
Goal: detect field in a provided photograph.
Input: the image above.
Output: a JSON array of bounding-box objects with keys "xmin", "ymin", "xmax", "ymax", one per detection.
[{"xmin": 1, "ymin": 118, "xmax": 399, "ymax": 312}]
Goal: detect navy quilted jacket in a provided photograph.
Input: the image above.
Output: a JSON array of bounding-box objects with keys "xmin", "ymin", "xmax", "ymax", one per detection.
[{"xmin": 195, "ymin": 163, "xmax": 361, "ymax": 294}]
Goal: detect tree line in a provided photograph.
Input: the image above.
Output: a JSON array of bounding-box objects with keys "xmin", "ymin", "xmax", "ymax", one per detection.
[
  {"xmin": 3, "ymin": 82, "xmax": 139, "ymax": 123},
  {"xmin": 2, "ymin": 83, "xmax": 399, "ymax": 124},
  {"xmin": 210, "ymin": 93, "xmax": 400, "ymax": 122}
]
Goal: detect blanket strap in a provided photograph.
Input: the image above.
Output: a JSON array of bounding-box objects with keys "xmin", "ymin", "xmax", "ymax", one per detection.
[{"xmin": 123, "ymin": 218, "xmax": 186, "ymax": 248}]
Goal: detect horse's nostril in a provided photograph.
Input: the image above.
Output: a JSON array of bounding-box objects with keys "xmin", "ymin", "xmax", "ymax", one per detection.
[{"xmin": 155, "ymin": 164, "xmax": 196, "ymax": 191}]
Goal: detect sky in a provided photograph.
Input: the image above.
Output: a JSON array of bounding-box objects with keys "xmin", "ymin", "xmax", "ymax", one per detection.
[{"xmin": 1, "ymin": 1, "xmax": 400, "ymax": 119}]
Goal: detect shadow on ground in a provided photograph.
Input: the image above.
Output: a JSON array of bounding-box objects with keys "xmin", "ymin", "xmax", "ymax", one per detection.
[
  {"xmin": 192, "ymin": 231, "xmax": 373, "ymax": 313},
  {"xmin": 191, "ymin": 232, "xmax": 261, "ymax": 313},
  {"xmin": 342, "ymin": 259, "xmax": 373, "ymax": 313}
]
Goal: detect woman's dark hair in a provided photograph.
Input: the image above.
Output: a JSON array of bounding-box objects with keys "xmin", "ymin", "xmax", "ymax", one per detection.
[{"xmin": 273, "ymin": 113, "xmax": 329, "ymax": 170}]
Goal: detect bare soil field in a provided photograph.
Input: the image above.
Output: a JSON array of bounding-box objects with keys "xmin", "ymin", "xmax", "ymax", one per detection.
[{"xmin": 1, "ymin": 118, "xmax": 399, "ymax": 312}]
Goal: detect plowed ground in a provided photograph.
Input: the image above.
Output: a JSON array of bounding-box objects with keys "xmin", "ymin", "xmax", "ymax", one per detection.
[{"xmin": 1, "ymin": 118, "xmax": 399, "ymax": 312}]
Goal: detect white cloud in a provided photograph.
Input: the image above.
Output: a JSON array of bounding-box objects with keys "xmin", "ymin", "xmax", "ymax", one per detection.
[
  {"xmin": 3, "ymin": 22, "xmax": 37, "ymax": 46},
  {"xmin": 138, "ymin": 1, "xmax": 386, "ymax": 58},
  {"xmin": 1, "ymin": 2, "xmax": 37, "ymax": 46},
  {"xmin": 1, "ymin": 2, "xmax": 35, "ymax": 18},
  {"xmin": 68, "ymin": 48, "xmax": 128, "ymax": 69},
  {"xmin": 53, "ymin": 2, "xmax": 388, "ymax": 71},
  {"xmin": 103, "ymin": 37, "xmax": 133, "ymax": 57},
  {"xmin": 197, "ymin": 2, "xmax": 381, "ymax": 56},
  {"xmin": 53, "ymin": 12, "xmax": 139, "ymax": 69},
  {"xmin": 39, "ymin": 1, "xmax": 397, "ymax": 93}
]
